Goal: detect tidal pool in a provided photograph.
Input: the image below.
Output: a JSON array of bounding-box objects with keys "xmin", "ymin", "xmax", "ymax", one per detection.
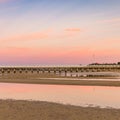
[{"xmin": 0, "ymin": 83, "xmax": 120, "ymax": 108}]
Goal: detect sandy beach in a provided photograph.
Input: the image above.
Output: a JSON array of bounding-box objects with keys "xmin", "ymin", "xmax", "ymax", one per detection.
[
  {"xmin": 0, "ymin": 73, "xmax": 120, "ymax": 120},
  {"xmin": 0, "ymin": 99, "xmax": 119, "ymax": 120}
]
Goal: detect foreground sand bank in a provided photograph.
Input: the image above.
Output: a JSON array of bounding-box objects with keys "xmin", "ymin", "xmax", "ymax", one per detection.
[
  {"xmin": 1, "ymin": 78, "xmax": 120, "ymax": 87},
  {"xmin": 0, "ymin": 99, "xmax": 120, "ymax": 120}
]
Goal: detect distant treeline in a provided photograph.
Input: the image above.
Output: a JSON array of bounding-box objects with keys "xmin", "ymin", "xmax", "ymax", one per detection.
[{"xmin": 89, "ymin": 62, "xmax": 120, "ymax": 65}]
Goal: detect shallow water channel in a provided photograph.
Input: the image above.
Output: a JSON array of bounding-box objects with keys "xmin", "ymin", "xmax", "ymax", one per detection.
[
  {"xmin": 57, "ymin": 71, "xmax": 120, "ymax": 77},
  {"xmin": 0, "ymin": 83, "xmax": 120, "ymax": 108}
]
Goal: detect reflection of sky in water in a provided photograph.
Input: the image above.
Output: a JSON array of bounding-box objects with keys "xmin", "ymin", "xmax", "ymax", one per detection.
[{"xmin": 0, "ymin": 83, "xmax": 120, "ymax": 108}]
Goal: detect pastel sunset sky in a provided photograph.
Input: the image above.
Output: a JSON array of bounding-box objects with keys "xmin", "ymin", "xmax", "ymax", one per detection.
[{"xmin": 0, "ymin": 0, "xmax": 120, "ymax": 65}]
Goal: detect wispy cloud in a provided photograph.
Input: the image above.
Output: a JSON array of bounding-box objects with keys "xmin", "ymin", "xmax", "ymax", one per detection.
[
  {"xmin": 65, "ymin": 28, "xmax": 81, "ymax": 32},
  {"xmin": 0, "ymin": 28, "xmax": 81, "ymax": 43},
  {"xmin": 97, "ymin": 18, "xmax": 120, "ymax": 24},
  {"xmin": 1, "ymin": 31, "xmax": 49, "ymax": 42}
]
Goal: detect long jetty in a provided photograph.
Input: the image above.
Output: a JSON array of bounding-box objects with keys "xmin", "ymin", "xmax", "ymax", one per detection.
[{"xmin": 0, "ymin": 65, "xmax": 120, "ymax": 74}]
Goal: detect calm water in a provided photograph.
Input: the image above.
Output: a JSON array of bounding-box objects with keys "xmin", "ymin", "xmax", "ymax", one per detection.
[{"xmin": 0, "ymin": 83, "xmax": 120, "ymax": 108}]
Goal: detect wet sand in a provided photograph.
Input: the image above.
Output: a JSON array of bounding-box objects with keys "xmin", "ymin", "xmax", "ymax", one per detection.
[
  {"xmin": 1, "ymin": 77, "xmax": 120, "ymax": 87},
  {"xmin": 0, "ymin": 99, "xmax": 120, "ymax": 120},
  {"xmin": 1, "ymin": 73, "xmax": 120, "ymax": 87}
]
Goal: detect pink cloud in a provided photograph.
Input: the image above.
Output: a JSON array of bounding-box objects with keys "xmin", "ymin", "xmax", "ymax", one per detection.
[
  {"xmin": 106, "ymin": 38, "xmax": 120, "ymax": 44},
  {"xmin": 0, "ymin": 46, "xmax": 120, "ymax": 65},
  {"xmin": 0, "ymin": 47, "xmax": 93, "ymax": 65}
]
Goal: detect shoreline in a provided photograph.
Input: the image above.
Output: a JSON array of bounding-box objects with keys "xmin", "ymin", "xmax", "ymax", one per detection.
[
  {"xmin": 0, "ymin": 99, "xmax": 120, "ymax": 120},
  {"xmin": 1, "ymin": 78, "xmax": 120, "ymax": 87}
]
